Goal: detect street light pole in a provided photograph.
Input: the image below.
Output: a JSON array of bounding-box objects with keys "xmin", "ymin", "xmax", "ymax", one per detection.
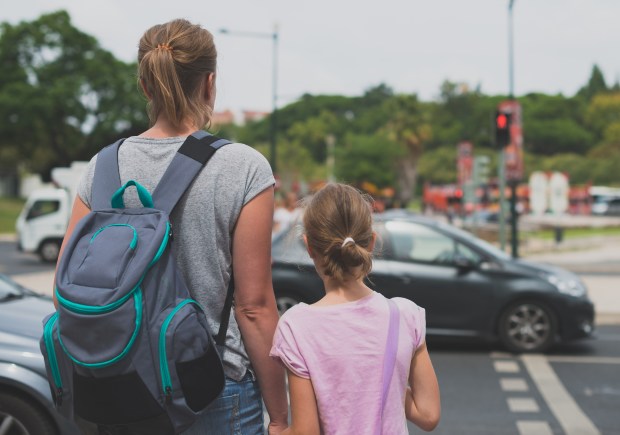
[{"xmin": 219, "ymin": 27, "xmax": 279, "ymax": 173}]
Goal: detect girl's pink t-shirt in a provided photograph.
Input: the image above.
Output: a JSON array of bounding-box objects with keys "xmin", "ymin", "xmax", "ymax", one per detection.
[{"xmin": 270, "ymin": 291, "xmax": 426, "ymax": 435}]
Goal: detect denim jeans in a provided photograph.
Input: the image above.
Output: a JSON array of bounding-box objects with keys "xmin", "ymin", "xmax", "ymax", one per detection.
[
  {"xmin": 181, "ymin": 373, "xmax": 265, "ymax": 435},
  {"xmin": 75, "ymin": 373, "xmax": 264, "ymax": 435}
]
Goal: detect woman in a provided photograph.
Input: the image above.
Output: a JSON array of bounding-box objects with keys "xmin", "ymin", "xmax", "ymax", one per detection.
[{"xmin": 56, "ymin": 18, "xmax": 288, "ymax": 434}]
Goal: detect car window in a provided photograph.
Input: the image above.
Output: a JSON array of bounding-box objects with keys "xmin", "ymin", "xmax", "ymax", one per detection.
[
  {"xmin": 383, "ymin": 220, "xmax": 483, "ymax": 265},
  {"xmin": 272, "ymin": 227, "xmax": 311, "ymax": 263},
  {"xmin": 26, "ymin": 200, "xmax": 60, "ymax": 220},
  {"xmin": 0, "ymin": 275, "xmax": 21, "ymax": 299}
]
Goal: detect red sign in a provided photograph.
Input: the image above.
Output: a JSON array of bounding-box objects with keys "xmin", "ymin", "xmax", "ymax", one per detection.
[{"xmin": 498, "ymin": 100, "xmax": 523, "ymax": 181}]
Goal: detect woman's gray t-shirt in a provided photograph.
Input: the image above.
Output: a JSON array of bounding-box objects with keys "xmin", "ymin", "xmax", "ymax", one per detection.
[{"xmin": 77, "ymin": 135, "xmax": 275, "ymax": 381}]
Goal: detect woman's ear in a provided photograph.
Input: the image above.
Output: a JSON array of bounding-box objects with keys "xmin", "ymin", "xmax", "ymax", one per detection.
[
  {"xmin": 303, "ymin": 234, "xmax": 314, "ymax": 259},
  {"xmin": 204, "ymin": 72, "xmax": 216, "ymax": 108}
]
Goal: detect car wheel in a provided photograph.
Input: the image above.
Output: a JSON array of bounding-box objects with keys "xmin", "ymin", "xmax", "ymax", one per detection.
[
  {"xmin": 0, "ymin": 392, "xmax": 57, "ymax": 435},
  {"xmin": 275, "ymin": 292, "xmax": 303, "ymax": 315},
  {"xmin": 499, "ymin": 301, "xmax": 556, "ymax": 353},
  {"xmin": 39, "ymin": 240, "xmax": 61, "ymax": 263}
]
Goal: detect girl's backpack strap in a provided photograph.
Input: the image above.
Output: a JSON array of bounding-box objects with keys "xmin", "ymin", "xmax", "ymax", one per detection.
[
  {"xmin": 377, "ymin": 298, "xmax": 400, "ymax": 434},
  {"xmin": 152, "ymin": 130, "xmax": 231, "ymax": 215},
  {"xmin": 91, "ymin": 139, "xmax": 125, "ymax": 211}
]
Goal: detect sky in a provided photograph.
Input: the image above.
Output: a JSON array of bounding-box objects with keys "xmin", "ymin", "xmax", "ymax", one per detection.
[{"xmin": 3, "ymin": 1, "xmax": 619, "ymax": 118}]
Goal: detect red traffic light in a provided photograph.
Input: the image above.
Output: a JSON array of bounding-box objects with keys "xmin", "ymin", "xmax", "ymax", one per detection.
[{"xmin": 496, "ymin": 113, "xmax": 507, "ymax": 129}]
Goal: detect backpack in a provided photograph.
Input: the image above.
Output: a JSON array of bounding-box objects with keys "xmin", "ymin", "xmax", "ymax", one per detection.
[{"xmin": 40, "ymin": 131, "xmax": 235, "ymax": 434}]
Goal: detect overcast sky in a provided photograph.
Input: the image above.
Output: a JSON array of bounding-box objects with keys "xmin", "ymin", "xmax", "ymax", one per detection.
[{"xmin": 4, "ymin": 1, "xmax": 619, "ymax": 116}]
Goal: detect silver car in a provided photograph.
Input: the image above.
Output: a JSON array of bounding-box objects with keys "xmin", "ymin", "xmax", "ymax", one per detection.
[{"xmin": 0, "ymin": 274, "xmax": 79, "ymax": 435}]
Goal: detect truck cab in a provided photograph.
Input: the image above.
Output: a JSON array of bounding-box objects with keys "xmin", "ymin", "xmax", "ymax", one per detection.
[{"xmin": 16, "ymin": 188, "xmax": 71, "ymax": 262}]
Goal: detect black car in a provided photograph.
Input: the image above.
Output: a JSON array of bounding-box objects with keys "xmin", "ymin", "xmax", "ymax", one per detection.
[
  {"xmin": 0, "ymin": 274, "xmax": 80, "ymax": 435},
  {"xmin": 271, "ymin": 214, "xmax": 595, "ymax": 353}
]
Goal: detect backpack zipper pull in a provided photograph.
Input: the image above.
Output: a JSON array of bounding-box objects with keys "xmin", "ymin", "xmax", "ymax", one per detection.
[
  {"xmin": 56, "ymin": 388, "xmax": 64, "ymax": 406},
  {"xmin": 165, "ymin": 386, "xmax": 172, "ymax": 404}
]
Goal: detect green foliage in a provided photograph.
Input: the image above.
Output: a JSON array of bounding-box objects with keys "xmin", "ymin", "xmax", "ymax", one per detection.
[
  {"xmin": 0, "ymin": 11, "xmax": 148, "ymax": 179},
  {"xmin": 336, "ymin": 133, "xmax": 404, "ymax": 188},
  {"xmin": 577, "ymin": 64, "xmax": 608, "ymax": 100},
  {"xmin": 0, "ymin": 196, "xmax": 25, "ymax": 233}
]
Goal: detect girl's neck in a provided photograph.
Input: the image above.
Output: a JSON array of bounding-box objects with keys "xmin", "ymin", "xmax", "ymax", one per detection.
[
  {"xmin": 314, "ymin": 277, "xmax": 374, "ymax": 307},
  {"xmin": 139, "ymin": 117, "xmax": 199, "ymax": 139}
]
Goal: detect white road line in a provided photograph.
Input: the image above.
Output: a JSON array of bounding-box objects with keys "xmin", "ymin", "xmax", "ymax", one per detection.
[
  {"xmin": 500, "ymin": 378, "xmax": 529, "ymax": 392},
  {"xmin": 521, "ymin": 354, "xmax": 601, "ymax": 435},
  {"xmin": 516, "ymin": 420, "xmax": 554, "ymax": 435},
  {"xmin": 545, "ymin": 356, "xmax": 620, "ymax": 365},
  {"xmin": 494, "ymin": 360, "xmax": 520, "ymax": 373},
  {"xmin": 507, "ymin": 397, "xmax": 540, "ymax": 413}
]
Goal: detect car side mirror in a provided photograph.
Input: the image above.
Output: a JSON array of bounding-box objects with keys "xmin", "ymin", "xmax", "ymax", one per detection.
[{"xmin": 454, "ymin": 255, "xmax": 477, "ymax": 273}]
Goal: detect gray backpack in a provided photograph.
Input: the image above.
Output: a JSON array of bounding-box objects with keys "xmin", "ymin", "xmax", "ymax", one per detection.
[{"xmin": 40, "ymin": 131, "xmax": 234, "ymax": 434}]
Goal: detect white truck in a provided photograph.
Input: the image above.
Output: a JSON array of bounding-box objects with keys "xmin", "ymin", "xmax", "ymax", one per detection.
[{"xmin": 15, "ymin": 162, "xmax": 87, "ymax": 262}]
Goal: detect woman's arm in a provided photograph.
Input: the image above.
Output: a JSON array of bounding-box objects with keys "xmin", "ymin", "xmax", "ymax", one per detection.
[
  {"xmin": 405, "ymin": 342, "xmax": 441, "ymax": 431},
  {"xmin": 232, "ymin": 186, "xmax": 289, "ymax": 434},
  {"xmin": 282, "ymin": 370, "xmax": 320, "ymax": 435},
  {"xmin": 53, "ymin": 196, "xmax": 90, "ymax": 308}
]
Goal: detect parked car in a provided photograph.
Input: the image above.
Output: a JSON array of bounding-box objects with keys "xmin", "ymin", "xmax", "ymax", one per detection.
[
  {"xmin": 0, "ymin": 274, "xmax": 79, "ymax": 434},
  {"xmin": 271, "ymin": 214, "xmax": 595, "ymax": 353}
]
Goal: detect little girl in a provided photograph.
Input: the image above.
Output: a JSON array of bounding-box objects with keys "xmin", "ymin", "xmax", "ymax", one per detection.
[{"xmin": 270, "ymin": 183, "xmax": 441, "ymax": 434}]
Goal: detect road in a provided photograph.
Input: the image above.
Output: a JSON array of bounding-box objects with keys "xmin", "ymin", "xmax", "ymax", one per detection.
[{"xmin": 1, "ymin": 239, "xmax": 619, "ymax": 434}]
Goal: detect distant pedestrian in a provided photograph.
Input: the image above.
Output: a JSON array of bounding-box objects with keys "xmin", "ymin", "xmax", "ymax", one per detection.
[
  {"xmin": 270, "ymin": 183, "xmax": 441, "ymax": 434},
  {"xmin": 272, "ymin": 191, "xmax": 301, "ymax": 235}
]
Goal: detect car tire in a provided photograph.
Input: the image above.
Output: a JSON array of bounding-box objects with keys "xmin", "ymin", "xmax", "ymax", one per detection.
[
  {"xmin": 275, "ymin": 292, "xmax": 303, "ymax": 315},
  {"xmin": 498, "ymin": 301, "xmax": 557, "ymax": 353},
  {"xmin": 39, "ymin": 239, "xmax": 61, "ymax": 263},
  {"xmin": 0, "ymin": 391, "xmax": 57, "ymax": 435}
]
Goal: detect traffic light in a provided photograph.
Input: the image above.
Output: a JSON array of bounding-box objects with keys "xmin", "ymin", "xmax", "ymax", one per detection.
[
  {"xmin": 474, "ymin": 155, "xmax": 490, "ymax": 184},
  {"xmin": 495, "ymin": 110, "xmax": 512, "ymax": 148}
]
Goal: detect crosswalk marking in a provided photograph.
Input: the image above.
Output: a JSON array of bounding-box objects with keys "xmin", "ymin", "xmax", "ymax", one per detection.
[
  {"xmin": 494, "ymin": 360, "xmax": 520, "ymax": 373},
  {"xmin": 500, "ymin": 378, "xmax": 529, "ymax": 392},
  {"xmin": 507, "ymin": 397, "xmax": 540, "ymax": 413},
  {"xmin": 516, "ymin": 420, "xmax": 554, "ymax": 435},
  {"xmin": 521, "ymin": 354, "xmax": 601, "ymax": 435}
]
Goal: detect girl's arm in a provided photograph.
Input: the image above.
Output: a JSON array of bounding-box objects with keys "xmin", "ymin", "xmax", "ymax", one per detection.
[
  {"xmin": 233, "ymin": 187, "xmax": 289, "ymax": 434},
  {"xmin": 282, "ymin": 370, "xmax": 321, "ymax": 435},
  {"xmin": 405, "ymin": 342, "xmax": 441, "ymax": 431}
]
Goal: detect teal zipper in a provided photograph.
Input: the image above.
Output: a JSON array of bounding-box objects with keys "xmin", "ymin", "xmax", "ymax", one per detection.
[
  {"xmin": 56, "ymin": 221, "xmax": 170, "ymax": 315},
  {"xmin": 58, "ymin": 289, "xmax": 143, "ymax": 368},
  {"xmin": 159, "ymin": 299, "xmax": 200, "ymax": 398},
  {"xmin": 43, "ymin": 313, "xmax": 63, "ymax": 400},
  {"xmin": 91, "ymin": 224, "xmax": 139, "ymax": 249},
  {"xmin": 56, "ymin": 286, "xmax": 137, "ymax": 315}
]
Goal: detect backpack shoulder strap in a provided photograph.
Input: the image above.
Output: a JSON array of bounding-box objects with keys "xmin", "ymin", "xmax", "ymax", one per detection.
[
  {"xmin": 91, "ymin": 139, "xmax": 125, "ymax": 210},
  {"xmin": 152, "ymin": 130, "xmax": 232, "ymax": 215}
]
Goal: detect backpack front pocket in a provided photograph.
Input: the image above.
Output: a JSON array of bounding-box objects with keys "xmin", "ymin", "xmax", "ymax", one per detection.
[
  {"xmin": 157, "ymin": 299, "xmax": 224, "ymax": 412},
  {"xmin": 40, "ymin": 312, "xmax": 73, "ymax": 418},
  {"xmin": 57, "ymin": 288, "xmax": 143, "ymax": 368}
]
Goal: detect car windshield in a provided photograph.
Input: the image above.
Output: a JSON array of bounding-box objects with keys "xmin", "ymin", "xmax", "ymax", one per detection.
[
  {"xmin": 0, "ymin": 275, "xmax": 23, "ymax": 301},
  {"xmin": 436, "ymin": 222, "xmax": 511, "ymax": 260}
]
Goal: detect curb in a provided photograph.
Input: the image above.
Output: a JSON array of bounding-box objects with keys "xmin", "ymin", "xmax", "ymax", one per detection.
[{"xmin": 0, "ymin": 233, "xmax": 16, "ymax": 242}]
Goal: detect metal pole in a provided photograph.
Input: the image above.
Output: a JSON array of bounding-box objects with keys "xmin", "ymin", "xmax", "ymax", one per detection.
[
  {"xmin": 271, "ymin": 26, "xmax": 279, "ymax": 174},
  {"xmin": 219, "ymin": 27, "xmax": 278, "ymax": 172},
  {"xmin": 498, "ymin": 151, "xmax": 506, "ymax": 252},
  {"xmin": 508, "ymin": 0, "xmax": 515, "ymax": 98},
  {"xmin": 508, "ymin": 0, "xmax": 519, "ymax": 258}
]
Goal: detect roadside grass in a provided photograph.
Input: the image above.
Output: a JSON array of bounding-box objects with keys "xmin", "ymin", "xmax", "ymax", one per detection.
[
  {"xmin": 0, "ymin": 197, "xmax": 24, "ymax": 234},
  {"xmin": 523, "ymin": 226, "xmax": 620, "ymax": 241}
]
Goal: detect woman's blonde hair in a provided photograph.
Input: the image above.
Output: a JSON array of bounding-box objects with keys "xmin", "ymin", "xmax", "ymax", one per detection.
[
  {"xmin": 138, "ymin": 19, "xmax": 216, "ymax": 130},
  {"xmin": 303, "ymin": 183, "xmax": 374, "ymax": 282}
]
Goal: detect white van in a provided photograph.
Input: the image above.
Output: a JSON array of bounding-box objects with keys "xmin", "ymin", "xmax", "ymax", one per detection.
[{"xmin": 16, "ymin": 188, "xmax": 72, "ymax": 262}]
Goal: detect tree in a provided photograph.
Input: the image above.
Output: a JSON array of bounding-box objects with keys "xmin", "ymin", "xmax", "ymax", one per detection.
[
  {"xmin": 0, "ymin": 11, "xmax": 148, "ymax": 178},
  {"xmin": 577, "ymin": 64, "xmax": 608, "ymax": 100},
  {"xmin": 378, "ymin": 95, "xmax": 432, "ymax": 205},
  {"xmin": 335, "ymin": 133, "xmax": 403, "ymax": 188}
]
